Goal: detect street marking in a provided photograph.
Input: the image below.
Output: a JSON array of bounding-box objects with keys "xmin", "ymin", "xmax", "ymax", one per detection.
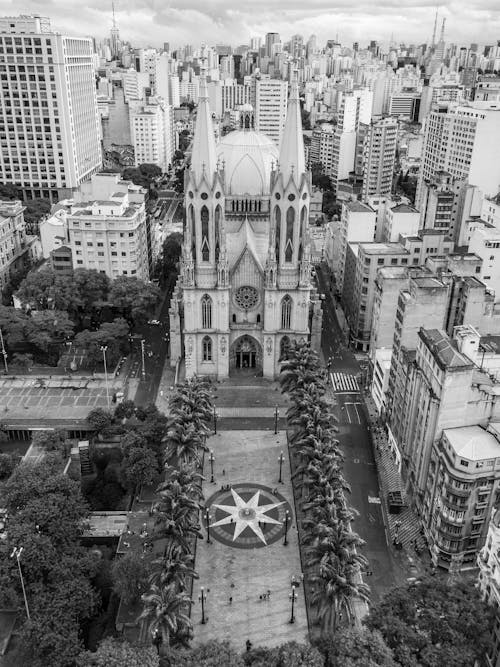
[{"xmin": 330, "ymin": 372, "xmax": 359, "ymax": 393}]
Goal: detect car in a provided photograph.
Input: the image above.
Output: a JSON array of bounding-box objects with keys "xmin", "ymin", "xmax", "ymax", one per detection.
[{"xmin": 147, "ymin": 319, "xmax": 161, "ymax": 325}]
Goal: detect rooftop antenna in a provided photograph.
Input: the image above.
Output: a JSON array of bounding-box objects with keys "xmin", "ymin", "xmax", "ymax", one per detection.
[
  {"xmin": 112, "ymin": 1, "xmax": 117, "ymax": 28},
  {"xmin": 431, "ymin": 9, "xmax": 438, "ymax": 46}
]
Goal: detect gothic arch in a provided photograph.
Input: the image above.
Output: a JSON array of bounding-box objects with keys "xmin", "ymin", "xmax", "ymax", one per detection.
[
  {"xmin": 285, "ymin": 207, "xmax": 295, "ymax": 263},
  {"xmin": 201, "ymin": 206, "xmax": 209, "ymax": 262},
  {"xmin": 281, "ymin": 295, "xmax": 292, "ymax": 329},
  {"xmin": 275, "ymin": 206, "xmax": 281, "ymax": 261},
  {"xmin": 201, "ymin": 294, "xmax": 212, "ymax": 329},
  {"xmin": 202, "ymin": 335, "xmax": 213, "ymax": 362}
]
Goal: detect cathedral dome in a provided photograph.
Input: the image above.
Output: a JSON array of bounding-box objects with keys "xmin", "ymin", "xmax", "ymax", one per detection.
[{"xmin": 217, "ymin": 130, "xmax": 278, "ymax": 196}]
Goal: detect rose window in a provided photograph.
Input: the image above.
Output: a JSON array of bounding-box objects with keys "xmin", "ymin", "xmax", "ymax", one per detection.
[{"xmin": 234, "ymin": 286, "xmax": 259, "ymax": 310}]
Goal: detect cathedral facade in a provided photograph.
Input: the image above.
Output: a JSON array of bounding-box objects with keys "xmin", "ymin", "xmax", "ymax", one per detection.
[{"xmin": 174, "ymin": 75, "xmax": 319, "ymax": 380}]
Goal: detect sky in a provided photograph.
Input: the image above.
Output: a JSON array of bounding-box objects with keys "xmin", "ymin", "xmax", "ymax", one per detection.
[{"xmin": 1, "ymin": 0, "xmax": 499, "ymax": 49}]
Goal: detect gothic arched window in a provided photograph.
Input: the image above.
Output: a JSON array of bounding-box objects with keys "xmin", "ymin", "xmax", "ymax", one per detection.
[
  {"xmin": 285, "ymin": 207, "xmax": 295, "ymax": 262},
  {"xmin": 281, "ymin": 295, "xmax": 292, "ymax": 330},
  {"xmin": 275, "ymin": 206, "xmax": 281, "ymax": 261},
  {"xmin": 201, "ymin": 206, "xmax": 209, "ymax": 262},
  {"xmin": 280, "ymin": 335, "xmax": 291, "ymax": 360},
  {"xmin": 189, "ymin": 204, "xmax": 196, "ymax": 259},
  {"xmin": 300, "ymin": 205, "xmax": 307, "ymax": 238},
  {"xmin": 201, "ymin": 294, "xmax": 212, "ymax": 329},
  {"xmin": 214, "ymin": 205, "xmax": 221, "ymax": 261},
  {"xmin": 202, "ymin": 336, "xmax": 212, "ymax": 361}
]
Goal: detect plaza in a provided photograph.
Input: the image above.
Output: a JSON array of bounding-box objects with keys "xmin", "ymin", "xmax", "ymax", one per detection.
[{"xmin": 192, "ymin": 430, "xmax": 308, "ymax": 649}]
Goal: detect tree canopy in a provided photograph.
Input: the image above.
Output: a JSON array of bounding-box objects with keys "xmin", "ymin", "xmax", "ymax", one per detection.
[
  {"xmin": 364, "ymin": 577, "xmax": 494, "ymax": 667},
  {"xmin": 77, "ymin": 638, "xmax": 160, "ymax": 667}
]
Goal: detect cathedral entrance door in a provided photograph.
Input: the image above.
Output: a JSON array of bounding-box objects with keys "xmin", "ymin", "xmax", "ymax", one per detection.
[{"xmin": 230, "ymin": 335, "xmax": 262, "ymax": 375}]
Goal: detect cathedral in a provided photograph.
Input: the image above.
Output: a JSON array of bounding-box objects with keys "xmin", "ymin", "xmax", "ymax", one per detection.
[{"xmin": 169, "ymin": 72, "xmax": 321, "ymax": 380}]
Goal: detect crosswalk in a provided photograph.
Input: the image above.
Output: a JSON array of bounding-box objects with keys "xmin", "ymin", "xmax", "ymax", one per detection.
[{"xmin": 330, "ymin": 372, "xmax": 359, "ymax": 393}]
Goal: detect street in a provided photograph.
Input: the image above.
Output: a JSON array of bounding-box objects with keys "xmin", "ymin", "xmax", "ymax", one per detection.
[{"xmin": 317, "ymin": 264, "xmax": 397, "ymax": 601}]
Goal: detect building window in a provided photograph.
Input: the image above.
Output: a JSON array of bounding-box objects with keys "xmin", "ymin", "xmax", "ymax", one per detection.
[
  {"xmin": 281, "ymin": 295, "xmax": 292, "ymax": 329},
  {"xmin": 275, "ymin": 206, "xmax": 281, "ymax": 261},
  {"xmin": 285, "ymin": 207, "xmax": 294, "ymax": 262},
  {"xmin": 202, "ymin": 335, "xmax": 212, "ymax": 361},
  {"xmin": 201, "ymin": 294, "xmax": 212, "ymax": 329},
  {"xmin": 201, "ymin": 205, "xmax": 209, "ymax": 261}
]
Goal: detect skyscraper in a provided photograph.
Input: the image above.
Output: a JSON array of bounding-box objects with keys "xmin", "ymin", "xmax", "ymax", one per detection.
[
  {"xmin": 254, "ymin": 78, "xmax": 288, "ymax": 146},
  {"xmin": 360, "ymin": 118, "xmax": 398, "ymax": 200},
  {"xmin": 265, "ymin": 32, "xmax": 280, "ymax": 58},
  {"xmin": 0, "ymin": 15, "xmax": 102, "ymax": 201}
]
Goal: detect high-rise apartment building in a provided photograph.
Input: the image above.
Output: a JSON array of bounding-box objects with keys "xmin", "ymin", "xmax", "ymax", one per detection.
[
  {"xmin": 265, "ymin": 33, "xmax": 280, "ymax": 58},
  {"xmin": 123, "ymin": 68, "xmax": 150, "ymax": 103},
  {"xmin": 130, "ymin": 98, "xmax": 173, "ymax": 172},
  {"xmin": 360, "ymin": 118, "xmax": 398, "ymax": 200},
  {"xmin": 416, "ymin": 101, "xmax": 500, "ymax": 211},
  {"xmin": 255, "ymin": 78, "xmax": 288, "ymax": 146},
  {"xmin": 0, "ymin": 15, "xmax": 102, "ymax": 201}
]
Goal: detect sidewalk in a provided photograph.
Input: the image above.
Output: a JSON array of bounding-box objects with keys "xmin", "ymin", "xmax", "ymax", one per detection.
[{"xmin": 363, "ymin": 391, "xmax": 432, "ymax": 578}]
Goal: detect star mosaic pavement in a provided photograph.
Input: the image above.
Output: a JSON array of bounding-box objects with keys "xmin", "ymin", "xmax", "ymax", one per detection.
[{"xmin": 211, "ymin": 488, "xmax": 285, "ymax": 544}]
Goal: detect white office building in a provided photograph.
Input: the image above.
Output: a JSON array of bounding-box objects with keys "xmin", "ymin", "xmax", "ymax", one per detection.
[
  {"xmin": 130, "ymin": 98, "xmax": 174, "ymax": 172},
  {"xmin": 0, "ymin": 15, "xmax": 102, "ymax": 201},
  {"xmin": 255, "ymin": 77, "xmax": 288, "ymax": 146}
]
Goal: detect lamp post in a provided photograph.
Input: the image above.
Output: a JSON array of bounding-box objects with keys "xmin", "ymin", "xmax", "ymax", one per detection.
[
  {"xmin": 140, "ymin": 339, "xmax": 146, "ymax": 378},
  {"xmin": 0, "ymin": 327, "xmax": 8, "ymax": 374},
  {"xmin": 10, "ymin": 547, "xmax": 30, "ymax": 619},
  {"xmin": 213, "ymin": 406, "xmax": 217, "ymax": 435},
  {"xmin": 152, "ymin": 628, "xmax": 162, "ymax": 655},
  {"xmin": 100, "ymin": 345, "xmax": 110, "ymax": 408},
  {"xmin": 199, "ymin": 586, "xmax": 207, "ymax": 624},
  {"xmin": 209, "ymin": 449, "xmax": 215, "ymax": 483},
  {"xmin": 278, "ymin": 450, "xmax": 284, "ymax": 484},
  {"xmin": 289, "ymin": 587, "xmax": 298, "ymax": 624},
  {"xmin": 274, "ymin": 405, "xmax": 279, "ymax": 434},
  {"xmin": 205, "ymin": 507, "xmax": 211, "ymax": 543},
  {"xmin": 283, "ymin": 510, "xmax": 290, "ymax": 546}
]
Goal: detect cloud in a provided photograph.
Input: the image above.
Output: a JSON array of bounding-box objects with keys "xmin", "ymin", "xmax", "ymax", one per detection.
[{"xmin": 0, "ymin": 0, "xmax": 498, "ymax": 47}]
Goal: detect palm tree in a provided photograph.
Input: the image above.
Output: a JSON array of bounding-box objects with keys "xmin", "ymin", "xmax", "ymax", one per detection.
[
  {"xmin": 149, "ymin": 543, "xmax": 198, "ymax": 591},
  {"xmin": 162, "ymin": 462, "xmax": 204, "ymax": 501},
  {"xmin": 139, "ymin": 583, "xmax": 193, "ymax": 653},
  {"xmin": 162, "ymin": 416, "xmax": 207, "ymax": 465}
]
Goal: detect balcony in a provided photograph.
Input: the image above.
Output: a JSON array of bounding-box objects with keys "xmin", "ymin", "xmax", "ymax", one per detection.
[
  {"xmin": 438, "ymin": 525, "xmax": 464, "ymax": 541},
  {"xmin": 439, "ymin": 508, "xmax": 465, "ymax": 525},
  {"xmin": 441, "ymin": 495, "xmax": 468, "ymax": 512},
  {"xmin": 444, "ymin": 483, "xmax": 471, "ymax": 498}
]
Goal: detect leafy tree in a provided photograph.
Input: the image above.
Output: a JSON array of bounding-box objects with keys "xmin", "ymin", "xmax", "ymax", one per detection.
[
  {"xmin": 171, "ymin": 639, "xmax": 245, "ymax": 666},
  {"xmin": 23, "ymin": 198, "xmax": 51, "ymax": 230},
  {"xmin": 270, "ymin": 641, "xmax": 323, "ymax": 666},
  {"xmin": 2, "ymin": 260, "xmax": 33, "ymax": 306},
  {"xmin": 72, "ymin": 269, "xmax": 110, "ymax": 311},
  {"xmin": 0, "ymin": 183, "xmax": 22, "ymax": 199},
  {"xmin": 139, "ymin": 163, "xmax": 162, "ymax": 179},
  {"xmin": 86, "ymin": 408, "xmax": 114, "ymax": 433},
  {"xmin": 0, "ymin": 451, "xmax": 16, "ymax": 479},
  {"xmin": 77, "ymin": 638, "xmax": 159, "ymax": 667},
  {"xmin": 111, "ymin": 551, "xmax": 150, "ymax": 604},
  {"xmin": 25, "ymin": 310, "xmax": 74, "ymax": 352},
  {"xmin": 11, "ymin": 352, "xmax": 34, "ymax": 370},
  {"xmin": 155, "ymin": 232, "xmax": 182, "ymax": 287},
  {"xmin": 318, "ymin": 628, "xmax": 397, "ymax": 666},
  {"xmin": 30, "ymin": 429, "xmax": 68, "ymax": 454},
  {"xmin": 16, "ymin": 267, "xmax": 76, "ymax": 312},
  {"xmin": 364, "ymin": 577, "xmax": 495, "ymax": 667},
  {"xmin": 0, "ymin": 304, "xmax": 29, "ymax": 346},
  {"xmin": 75, "ymin": 317, "xmax": 129, "ymax": 366},
  {"xmin": 114, "ymin": 399, "xmax": 136, "ymax": 421},
  {"xmin": 108, "ymin": 276, "xmax": 159, "ymax": 324},
  {"xmin": 120, "ymin": 445, "xmax": 159, "ymax": 489}
]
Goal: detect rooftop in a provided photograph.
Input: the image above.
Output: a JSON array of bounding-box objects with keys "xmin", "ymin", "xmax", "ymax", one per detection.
[
  {"xmin": 345, "ymin": 200, "xmax": 375, "ymax": 213},
  {"xmin": 480, "ymin": 335, "xmax": 500, "ymax": 354},
  {"xmin": 443, "ymin": 425, "xmax": 500, "ymax": 462},
  {"xmin": 419, "ymin": 328, "xmax": 473, "ymax": 371},
  {"xmin": 360, "ymin": 242, "xmax": 408, "ymax": 255},
  {"xmin": 391, "ymin": 203, "xmax": 418, "ymax": 213},
  {"xmin": 412, "ymin": 276, "xmax": 447, "ymax": 289}
]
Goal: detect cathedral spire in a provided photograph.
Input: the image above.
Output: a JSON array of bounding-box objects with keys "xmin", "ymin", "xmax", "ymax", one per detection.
[
  {"xmin": 190, "ymin": 55, "xmax": 217, "ymax": 187},
  {"xmin": 278, "ymin": 73, "xmax": 305, "ymax": 185}
]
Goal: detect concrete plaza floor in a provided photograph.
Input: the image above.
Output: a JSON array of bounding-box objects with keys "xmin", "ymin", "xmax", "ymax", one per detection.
[{"xmin": 192, "ymin": 430, "xmax": 308, "ymax": 650}]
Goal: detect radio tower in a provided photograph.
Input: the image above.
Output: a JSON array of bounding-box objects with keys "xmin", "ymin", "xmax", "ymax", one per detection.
[{"xmin": 431, "ymin": 9, "xmax": 438, "ymax": 47}]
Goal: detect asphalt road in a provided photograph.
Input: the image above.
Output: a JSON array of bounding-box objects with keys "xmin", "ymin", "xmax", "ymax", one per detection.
[{"xmin": 317, "ymin": 264, "xmax": 397, "ymax": 601}]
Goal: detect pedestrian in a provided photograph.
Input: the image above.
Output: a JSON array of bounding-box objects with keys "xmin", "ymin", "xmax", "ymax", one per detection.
[
  {"xmin": 229, "ymin": 597, "xmax": 233, "ymax": 604},
  {"xmin": 246, "ymin": 639, "xmax": 252, "ymax": 652},
  {"xmin": 259, "ymin": 595, "xmax": 263, "ymax": 601},
  {"xmin": 222, "ymin": 468, "xmax": 225, "ymax": 476},
  {"xmin": 267, "ymin": 589, "xmax": 271, "ymax": 598}
]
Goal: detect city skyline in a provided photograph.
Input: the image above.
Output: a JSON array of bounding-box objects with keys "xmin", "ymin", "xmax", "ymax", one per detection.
[{"xmin": 0, "ymin": 0, "xmax": 498, "ymax": 49}]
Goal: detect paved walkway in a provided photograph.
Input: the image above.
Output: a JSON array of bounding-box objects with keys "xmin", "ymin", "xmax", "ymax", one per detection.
[{"xmin": 193, "ymin": 430, "xmax": 308, "ymax": 649}]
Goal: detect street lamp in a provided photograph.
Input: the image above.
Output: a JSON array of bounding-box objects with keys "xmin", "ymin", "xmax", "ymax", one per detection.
[
  {"xmin": 283, "ymin": 510, "xmax": 290, "ymax": 546},
  {"xmin": 10, "ymin": 547, "xmax": 30, "ymax": 619},
  {"xmin": 0, "ymin": 327, "xmax": 8, "ymax": 374},
  {"xmin": 100, "ymin": 346, "xmax": 110, "ymax": 408},
  {"xmin": 278, "ymin": 450, "xmax": 284, "ymax": 483},
  {"xmin": 289, "ymin": 587, "xmax": 298, "ymax": 624},
  {"xmin": 209, "ymin": 450, "xmax": 215, "ymax": 483},
  {"xmin": 152, "ymin": 628, "xmax": 162, "ymax": 655},
  {"xmin": 198, "ymin": 586, "xmax": 207, "ymax": 624},
  {"xmin": 205, "ymin": 507, "xmax": 211, "ymax": 543},
  {"xmin": 213, "ymin": 406, "xmax": 218, "ymax": 435},
  {"xmin": 274, "ymin": 405, "xmax": 279, "ymax": 434},
  {"xmin": 140, "ymin": 339, "xmax": 146, "ymax": 378}
]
